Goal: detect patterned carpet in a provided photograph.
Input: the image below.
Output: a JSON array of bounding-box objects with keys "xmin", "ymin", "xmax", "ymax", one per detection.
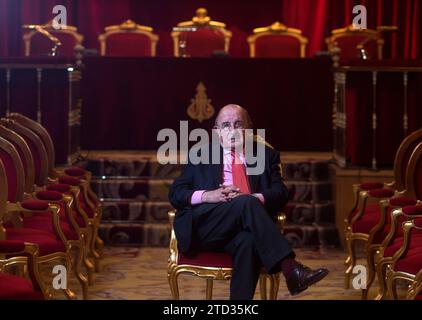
[{"xmin": 65, "ymin": 246, "xmax": 368, "ymax": 300}]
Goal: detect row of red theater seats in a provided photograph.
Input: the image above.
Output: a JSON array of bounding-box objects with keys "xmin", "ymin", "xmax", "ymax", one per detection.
[
  {"xmin": 344, "ymin": 127, "xmax": 422, "ymax": 300},
  {"xmin": 23, "ymin": 15, "xmax": 382, "ymax": 59},
  {"xmin": 0, "ymin": 113, "xmax": 103, "ymax": 300}
]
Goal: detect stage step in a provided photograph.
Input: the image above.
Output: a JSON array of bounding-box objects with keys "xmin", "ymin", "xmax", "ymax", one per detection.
[{"xmin": 81, "ymin": 151, "xmax": 339, "ymax": 248}]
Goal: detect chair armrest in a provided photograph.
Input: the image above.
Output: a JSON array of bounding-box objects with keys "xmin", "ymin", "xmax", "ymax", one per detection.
[
  {"xmin": 168, "ymin": 210, "xmax": 178, "ymax": 265},
  {"xmin": 0, "ymin": 241, "xmax": 46, "ymax": 297},
  {"xmin": 349, "ymin": 189, "xmax": 402, "ymax": 225},
  {"xmin": 6, "ymin": 201, "xmax": 68, "ymax": 245},
  {"xmin": 0, "ymin": 240, "xmax": 27, "ymax": 253},
  {"xmin": 388, "ymin": 208, "xmax": 422, "ymax": 262}
]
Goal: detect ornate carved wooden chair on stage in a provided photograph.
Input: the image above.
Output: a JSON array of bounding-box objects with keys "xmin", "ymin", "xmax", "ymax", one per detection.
[
  {"xmin": 167, "ymin": 210, "xmax": 286, "ymax": 300},
  {"xmin": 98, "ymin": 20, "xmax": 159, "ymax": 57},
  {"xmin": 22, "ymin": 21, "xmax": 84, "ymax": 57},
  {"xmin": 247, "ymin": 22, "xmax": 308, "ymax": 58},
  {"xmin": 326, "ymin": 24, "xmax": 385, "ymax": 60},
  {"xmin": 171, "ymin": 8, "xmax": 232, "ymax": 57}
]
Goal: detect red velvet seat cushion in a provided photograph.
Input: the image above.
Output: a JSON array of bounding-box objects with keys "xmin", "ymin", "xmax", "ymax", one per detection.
[
  {"xmin": 6, "ymin": 228, "xmax": 66, "ymax": 256},
  {"xmin": 23, "ymin": 216, "xmax": 78, "ymax": 240},
  {"xmin": 360, "ymin": 182, "xmax": 384, "ymax": 190},
  {"xmin": 179, "ymin": 251, "xmax": 232, "ymax": 268},
  {"xmin": 36, "ymin": 190, "xmax": 62, "ymax": 201},
  {"xmin": 58, "ymin": 176, "xmax": 81, "ymax": 186},
  {"xmin": 395, "ymin": 251, "xmax": 422, "ymax": 274},
  {"xmin": 349, "ymin": 203, "xmax": 380, "ymax": 221},
  {"xmin": 64, "ymin": 167, "xmax": 86, "ymax": 177},
  {"xmin": 0, "ymin": 240, "xmax": 26, "ymax": 253},
  {"xmin": 47, "ymin": 184, "xmax": 71, "ymax": 193},
  {"xmin": 389, "ymin": 197, "xmax": 418, "ymax": 207},
  {"xmin": 403, "ymin": 206, "xmax": 422, "ymax": 215},
  {"xmin": 25, "ymin": 201, "xmax": 85, "ymax": 228},
  {"xmin": 0, "ymin": 273, "xmax": 43, "ymax": 300},
  {"xmin": 368, "ymin": 188, "xmax": 395, "ymax": 198},
  {"xmin": 21, "ymin": 199, "xmax": 49, "ymax": 211},
  {"xmin": 384, "ymin": 234, "xmax": 422, "ymax": 257},
  {"xmin": 352, "ymin": 216, "xmax": 381, "ymax": 234}
]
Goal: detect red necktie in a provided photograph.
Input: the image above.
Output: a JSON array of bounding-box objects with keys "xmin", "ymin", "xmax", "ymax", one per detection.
[{"xmin": 231, "ymin": 149, "xmax": 251, "ymax": 194}]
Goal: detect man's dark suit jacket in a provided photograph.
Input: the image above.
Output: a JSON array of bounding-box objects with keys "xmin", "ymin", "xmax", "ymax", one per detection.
[{"xmin": 168, "ymin": 143, "xmax": 289, "ymax": 254}]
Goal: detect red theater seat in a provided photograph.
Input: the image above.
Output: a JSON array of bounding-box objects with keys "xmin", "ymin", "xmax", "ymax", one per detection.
[
  {"xmin": 248, "ymin": 22, "xmax": 308, "ymax": 58},
  {"xmin": 98, "ymin": 20, "xmax": 159, "ymax": 57},
  {"xmin": 326, "ymin": 24, "xmax": 384, "ymax": 61},
  {"xmin": 22, "ymin": 21, "xmax": 84, "ymax": 58},
  {"xmin": 171, "ymin": 8, "xmax": 232, "ymax": 57}
]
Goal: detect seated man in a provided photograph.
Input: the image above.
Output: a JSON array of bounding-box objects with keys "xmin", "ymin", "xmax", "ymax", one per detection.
[{"xmin": 169, "ymin": 104, "xmax": 329, "ymax": 300}]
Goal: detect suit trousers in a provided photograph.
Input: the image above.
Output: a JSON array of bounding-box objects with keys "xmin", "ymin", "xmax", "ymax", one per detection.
[{"xmin": 190, "ymin": 194, "xmax": 294, "ymax": 300}]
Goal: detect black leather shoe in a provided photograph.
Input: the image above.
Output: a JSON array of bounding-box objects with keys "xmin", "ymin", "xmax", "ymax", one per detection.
[{"xmin": 286, "ymin": 264, "xmax": 329, "ymax": 296}]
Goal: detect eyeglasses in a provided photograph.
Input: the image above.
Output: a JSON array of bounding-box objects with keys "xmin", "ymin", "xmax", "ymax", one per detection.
[{"xmin": 215, "ymin": 121, "xmax": 245, "ymax": 131}]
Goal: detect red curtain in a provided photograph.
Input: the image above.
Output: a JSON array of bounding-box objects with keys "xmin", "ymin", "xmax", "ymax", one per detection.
[{"xmin": 0, "ymin": 0, "xmax": 421, "ymax": 59}]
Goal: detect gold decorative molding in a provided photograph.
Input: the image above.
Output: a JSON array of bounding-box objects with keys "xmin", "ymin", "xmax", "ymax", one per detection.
[
  {"xmin": 187, "ymin": 82, "xmax": 214, "ymax": 123},
  {"xmin": 171, "ymin": 8, "xmax": 232, "ymax": 57},
  {"xmin": 98, "ymin": 20, "xmax": 159, "ymax": 56},
  {"xmin": 177, "ymin": 8, "xmax": 226, "ymax": 28},
  {"xmin": 248, "ymin": 21, "xmax": 308, "ymax": 58},
  {"xmin": 253, "ymin": 21, "xmax": 302, "ymax": 35},
  {"xmin": 104, "ymin": 19, "xmax": 153, "ymax": 33}
]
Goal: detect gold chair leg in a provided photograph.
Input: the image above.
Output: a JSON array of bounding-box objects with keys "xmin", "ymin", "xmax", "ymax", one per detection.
[
  {"xmin": 269, "ymin": 273, "xmax": 280, "ymax": 300},
  {"xmin": 95, "ymin": 235, "xmax": 104, "ymax": 257},
  {"xmin": 64, "ymin": 288, "xmax": 77, "ymax": 300},
  {"xmin": 89, "ymin": 222, "xmax": 102, "ymax": 272},
  {"xmin": 206, "ymin": 279, "xmax": 213, "ymax": 300},
  {"xmin": 344, "ymin": 236, "xmax": 357, "ymax": 289},
  {"xmin": 374, "ymin": 260, "xmax": 389, "ymax": 300},
  {"xmin": 362, "ymin": 245, "xmax": 378, "ymax": 299},
  {"xmin": 386, "ymin": 268, "xmax": 395, "ymax": 300},
  {"xmin": 70, "ymin": 242, "xmax": 89, "ymax": 300},
  {"xmin": 259, "ymin": 275, "xmax": 267, "ymax": 300},
  {"xmin": 168, "ymin": 269, "xmax": 180, "ymax": 300},
  {"xmin": 81, "ymin": 231, "xmax": 95, "ymax": 285}
]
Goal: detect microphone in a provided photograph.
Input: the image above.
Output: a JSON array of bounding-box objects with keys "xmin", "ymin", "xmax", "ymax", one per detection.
[
  {"xmin": 23, "ymin": 24, "xmax": 62, "ymax": 56},
  {"xmin": 376, "ymin": 26, "xmax": 398, "ymax": 32}
]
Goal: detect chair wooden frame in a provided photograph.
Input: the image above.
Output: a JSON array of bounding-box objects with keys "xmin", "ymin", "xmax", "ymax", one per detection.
[
  {"xmin": 0, "ymin": 239, "xmax": 47, "ymax": 299},
  {"xmin": 0, "ymin": 124, "xmax": 35, "ymax": 193},
  {"xmin": 385, "ymin": 219, "xmax": 422, "ymax": 300},
  {"xmin": 168, "ymin": 210, "xmax": 286, "ymax": 300},
  {"xmin": 0, "ymin": 118, "xmax": 49, "ymax": 187},
  {"xmin": 344, "ymin": 128, "xmax": 422, "ymax": 294},
  {"xmin": 406, "ymin": 266, "xmax": 422, "ymax": 300},
  {"xmin": 171, "ymin": 8, "xmax": 232, "ymax": 57},
  {"xmin": 98, "ymin": 19, "xmax": 159, "ymax": 57},
  {"xmin": 0, "ymin": 121, "xmax": 95, "ymax": 289},
  {"xmin": 325, "ymin": 24, "xmax": 384, "ymax": 60},
  {"xmin": 23, "ymin": 21, "xmax": 84, "ymax": 57},
  {"xmin": 0, "ymin": 136, "xmax": 80, "ymax": 299},
  {"xmin": 247, "ymin": 22, "xmax": 308, "ymax": 58},
  {"xmin": 6, "ymin": 113, "xmax": 104, "ymax": 273},
  {"xmin": 373, "ymin": 142, "xmax": 422, "ymax": 299}
]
